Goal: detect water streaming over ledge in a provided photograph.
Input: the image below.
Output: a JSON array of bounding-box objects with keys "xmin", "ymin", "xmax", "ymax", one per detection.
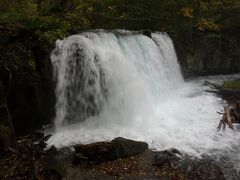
[
  {"xmin": 48, "ymin": 30, "xmax": 240, "ymax": 177},
  {"xmin": 51, "ymin": 30, "xmax": 183, "ymax": 129}
]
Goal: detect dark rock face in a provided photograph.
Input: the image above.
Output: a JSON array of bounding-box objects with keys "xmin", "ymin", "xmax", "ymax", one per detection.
[
  {"xmin": 173, "ymin": 33, "xmax": 240, "ymax": 78},
  {"xmin": 0, "ymin": 33, "xmax": 55, "ymax": 135},
  {"xmin": 7, "ymin": 50, "xmax": 55, "ymax": 135},
  {"xmin": 141, "ymin": 29, "xmax": 152, "ymax": 38},
  {"xmin": 73, "ymin": 137, "xmax": 148, "ymax": 164},
  {"xmin": 154, "ymin": 149, "xmax": 225, "ymax": 180},
  {"xmin": 0, "ymin": 82, "xmax": 17, "ymax": 154}
]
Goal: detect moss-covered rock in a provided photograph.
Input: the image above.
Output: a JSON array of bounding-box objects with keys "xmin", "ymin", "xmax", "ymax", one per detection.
[{"xmin": 221, "ymin": 79, "xmax": 240, "ymax": 90}]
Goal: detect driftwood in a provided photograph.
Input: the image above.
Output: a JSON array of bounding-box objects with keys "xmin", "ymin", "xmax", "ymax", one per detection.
[
  {"xmin": 204, "ymin": 81, "xmax": 220, "ymax": 90},
  {"xmin": 204, "ymin": 81, "xmax": 240, "ymax": 130},
  {"xmin": 217, "ymin": 102, "xmax": 240, "ymax": 131},
  {"xmin": 224, "ymin": 106, "xmax": 233, "ymax": 129}
]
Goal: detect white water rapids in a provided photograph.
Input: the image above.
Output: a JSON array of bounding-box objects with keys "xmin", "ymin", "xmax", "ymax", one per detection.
[{"xmin": 48, "ymin": 30, "xmax": 240, "ymax": 176}]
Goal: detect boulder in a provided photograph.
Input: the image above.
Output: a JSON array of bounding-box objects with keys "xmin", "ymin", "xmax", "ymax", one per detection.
[
  {"xmin": 45, "ymin": 145, "xmax": 75, "ymax": 178},
  {"xmin": 154, "ymin": 149, "xmax": 225, "ymax": 180},
  {"xmin": 73, "ymin": 137, "xmax": 148, "ymax": 164},
  {"xmin": 39, "ymin": 134, "xmax": 52, "ymax": 149},
  {"xmin": 45, "ymin": 145, "xmax": 66, "ymax": 178},
  {"xmin": 154, "ymin": 149, "xmax": 182, "ymax": 169},
  {"xmin": 32, "ymin": 133, "xmax": 52, "ymax": 152},
  {"xmin": 111, "ymin": 137, "xmax": 148, "ymax": 158}
]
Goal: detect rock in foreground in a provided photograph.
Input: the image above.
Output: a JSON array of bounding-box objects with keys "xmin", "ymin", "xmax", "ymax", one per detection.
[
  {"xmin": 154, "ymin": 149, "xmax": 225, "ymax": 180},
  {"xmin": 0, "ymin": 136, "xmax": 227, "ymax": 180},
  {"xmin": 73, "ymin": 137, "xmax": 148, "ymax": 164}
]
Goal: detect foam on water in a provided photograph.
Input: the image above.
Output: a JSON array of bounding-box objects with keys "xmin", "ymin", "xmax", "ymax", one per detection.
[{"xmin": 48, "ymin": 30, "xmax": 240, "ymax": 164}]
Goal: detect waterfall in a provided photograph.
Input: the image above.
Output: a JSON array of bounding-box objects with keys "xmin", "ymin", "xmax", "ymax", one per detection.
[
  {"xmin": 51, "ymin": 30, "xmax": 183, "ymax": 128},
  {"xmin": 49, "ymin": 30, "xmax": 240, "ymax": 159}
]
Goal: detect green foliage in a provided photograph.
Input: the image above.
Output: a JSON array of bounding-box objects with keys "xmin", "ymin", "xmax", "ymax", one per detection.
[
  {"xmin": 222, "ymin": 79, "xmax": 240, "ymax": 89},
  {"xmin": 38, "ymin": 29, "xmax": 69, "ymax": 44},
  {"xmin": 180, "ymin": 7, "xmax": 193, "ymax": 18},
  {"xmin": 197, "ymin": 18, "xmax": 222, "ymax": 31}
]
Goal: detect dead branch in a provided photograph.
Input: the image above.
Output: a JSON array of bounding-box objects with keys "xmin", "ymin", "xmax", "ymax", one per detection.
[
  {"xmin": 217, "ymin": 118, "xmax": 226, "ymax": 131},
  {"xmin": 224, "ymin": 106, "xmax": 234, "ymax": 129},
  {"xmin": 217, "ymin": 102, "xmax": 240, "ymax": 130},
  {"xmin": 204, "ymin": 81, "xmax": 220, "ymax": 89},
  {"xmin": 205, "ymin": 90, "xmax": 219, "ymax": 93}
]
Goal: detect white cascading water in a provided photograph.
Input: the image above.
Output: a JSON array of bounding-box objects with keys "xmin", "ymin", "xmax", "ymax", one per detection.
[{"xmin": 48, "ymin": 30, "xmax": 240, "ymax": 174}]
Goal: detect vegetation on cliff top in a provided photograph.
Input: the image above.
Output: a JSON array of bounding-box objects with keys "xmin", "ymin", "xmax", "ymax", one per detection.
[{"xmin": 0, "ymin": 0, "xmax": 240, "ymax": 75}]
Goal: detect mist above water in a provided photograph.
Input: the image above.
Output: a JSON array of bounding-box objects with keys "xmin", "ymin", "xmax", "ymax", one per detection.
[{"xmin": 48, "ymin": 30, "xmax": 240, "ymax": 162}]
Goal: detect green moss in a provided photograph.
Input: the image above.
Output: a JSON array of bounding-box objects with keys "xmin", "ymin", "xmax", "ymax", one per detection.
[{"xmin": 221, "ymin": 79, "xmax": 240, "ymax": 89}]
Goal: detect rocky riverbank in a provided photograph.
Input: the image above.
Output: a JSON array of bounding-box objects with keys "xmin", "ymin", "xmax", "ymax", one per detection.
[{"xmin": 0, "ymin": 132, "xmax": 225, "ymax": 180}]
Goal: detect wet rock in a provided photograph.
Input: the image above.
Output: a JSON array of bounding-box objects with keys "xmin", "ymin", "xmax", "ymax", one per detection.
[
  {"xmin": 141, "ymin": 29, "xmax": 152, "ymax": 38},
  {"xmin": 32, "ymin": 134, "xmax": 52, "ymax": 152},
  {"xmin": 180, "ymin": 157, "xmax": 225, "ymax": 180},
  {"xmin": 39, "ymin": 134, "xmax": 52, "ymax": 149},
  {"xmin": 42, "ymin": 134, "xmax": 52, "ymax": 142},
  {"xmin": 73, "ymin": 137, "xmax": 148, "ymax": 164},
  {"xmin": 154, "ymin": 149, "xmax": 225, "ymax": 180},
  {"xmin": 74, "ymin": 141, "xmax": 115, "ymax": 164},
  {"xmin": 73, "ymin": 152, "xmax": 88, "ymax": 165},
  {"xmin": 45, "ymin": 145, "xmax": 75, "ymax": 178},
  {"xmin": 111, "ymin": 137, "xmax": 148, "ymax": 158},
  {"xmin": 45, "ymin": 145, "xmax": 65, "ymax": 178},
  {"xmin": 58, "ymin": 147, "xmax": 75, "ymax": 165},
  {"xmin": 33, "ymin": 130, "xmax": 45, "ymax": 141},
  {"xmin": 154, "ymin": 149, "xmax": 183, "ymax": 169}
]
